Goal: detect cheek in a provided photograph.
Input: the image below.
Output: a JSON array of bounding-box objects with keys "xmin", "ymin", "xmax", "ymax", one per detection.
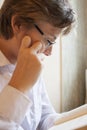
[{"xmin": 25, "ymin": 29, "xmax": 42, "ymax": 44}]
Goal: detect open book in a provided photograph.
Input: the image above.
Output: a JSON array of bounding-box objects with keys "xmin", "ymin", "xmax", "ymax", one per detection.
[{"xmin": 49, "ymin": 104, "xmax": 87, "ymax": 130}]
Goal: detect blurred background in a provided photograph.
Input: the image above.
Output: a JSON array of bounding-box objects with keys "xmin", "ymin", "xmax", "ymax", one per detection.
[{"xmin": 44, "ymin": 0, "xmax": 87, "ymax": 113}]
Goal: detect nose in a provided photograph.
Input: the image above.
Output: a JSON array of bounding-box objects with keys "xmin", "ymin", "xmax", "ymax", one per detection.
[{"xmin": 43, "ymin": 46, "xmax": 53, "ymax": 56}]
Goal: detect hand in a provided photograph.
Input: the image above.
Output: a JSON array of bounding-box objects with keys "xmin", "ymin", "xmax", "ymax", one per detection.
[{"xmin": 9, "ymin": 36, "xmax": 42, "ymax": 93}]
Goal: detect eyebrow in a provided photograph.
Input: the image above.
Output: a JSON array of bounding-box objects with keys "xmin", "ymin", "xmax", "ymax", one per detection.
[{"xmin": 53, "ymin": 36, "xmax": 57, "ymax": 40}]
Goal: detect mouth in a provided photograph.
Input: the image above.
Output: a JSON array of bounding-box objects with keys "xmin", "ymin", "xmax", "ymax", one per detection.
[{"xmin": 43, "ymin": 49, "xmax": 52, "ymax": 56}]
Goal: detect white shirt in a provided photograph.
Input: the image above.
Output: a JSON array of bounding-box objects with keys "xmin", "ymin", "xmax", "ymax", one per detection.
[{"xmin": 0, "ymin": 51, "xmax": 60, "ymax": 130}]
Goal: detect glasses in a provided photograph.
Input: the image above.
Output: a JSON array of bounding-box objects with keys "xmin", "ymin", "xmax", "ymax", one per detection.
[{"xmin": 34, "ymin": 24, "xmax": 56, "ymax": 48}]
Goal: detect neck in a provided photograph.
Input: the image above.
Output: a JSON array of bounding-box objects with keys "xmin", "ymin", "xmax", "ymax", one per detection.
[{"xmin": 0, "ymin": 36, "xmax": 19, "ymax": 64}]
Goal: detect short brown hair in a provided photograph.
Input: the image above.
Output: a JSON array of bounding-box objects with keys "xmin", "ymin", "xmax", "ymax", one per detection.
[{"xmin": 0, "ymin": 0, "xmax": 75, "ymax": 39}]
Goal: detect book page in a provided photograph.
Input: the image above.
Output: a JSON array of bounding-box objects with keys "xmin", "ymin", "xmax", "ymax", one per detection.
[
  {"xmin": 49, "ymin": 115, "xmax": 87, "ymax": 130},
  {"xmin": 49, "ymin": 104, "xmax": 87, "ymax": 130},
  {"xmin": 55, "ymin": 104, "xmax": 87, "ymax": 125}
]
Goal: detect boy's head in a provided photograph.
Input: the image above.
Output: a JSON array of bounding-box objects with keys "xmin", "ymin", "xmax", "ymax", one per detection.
[{"xmin": 0, "ymin": 0, "xmax": 75, "ymax": 40}]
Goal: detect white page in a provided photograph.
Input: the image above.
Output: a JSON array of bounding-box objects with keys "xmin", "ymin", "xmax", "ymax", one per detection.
[
  {"xmin": 55, "ymin": 104, "xmax": 87, "ymax": 125},
  {"xmin": 49, "ymin": 104, "xmax": 87, "ymax": 130},
  {"xmin": 49, "ymin": 115, "xmax": 87, "ymax": 130}
]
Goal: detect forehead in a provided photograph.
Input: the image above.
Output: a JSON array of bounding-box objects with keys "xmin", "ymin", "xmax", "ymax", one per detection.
[{"xmin": 37, "ymin": 21, "xmax": 62, "ymax": 38}]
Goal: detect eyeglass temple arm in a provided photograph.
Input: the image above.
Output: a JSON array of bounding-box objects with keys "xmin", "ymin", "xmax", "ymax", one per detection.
[{"xmin": 34, "ymin": 24, "xmax": 44, "ymax": 35}]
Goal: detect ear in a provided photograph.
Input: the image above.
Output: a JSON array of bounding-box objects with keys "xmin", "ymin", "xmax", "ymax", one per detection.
[{"xmin": 11, "ymin": 15, "xmax": 21, "ymax": 35}]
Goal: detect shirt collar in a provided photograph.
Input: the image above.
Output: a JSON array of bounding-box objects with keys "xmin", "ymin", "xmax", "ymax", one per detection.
[{"xmin": 0, "ymin": 51, "xmax": 11, "ymax": 66}]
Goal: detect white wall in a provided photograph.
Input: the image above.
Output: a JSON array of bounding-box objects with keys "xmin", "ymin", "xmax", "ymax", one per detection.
[
  {"xmin": 0, "ymin": 0, "xmax": 4, "ymax": 7},
  {"xmin": 43, "ymin": 40, "xmax": 61, "ymax": 112},
  {"xmin": 62, "ymin": 0, "xmax": 86, "ymax": 111}
]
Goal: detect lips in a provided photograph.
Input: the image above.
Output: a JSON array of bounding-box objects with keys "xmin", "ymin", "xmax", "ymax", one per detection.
[{"xmin": 43, "ymin": 49, "xmax": 52, "ymax": 56}]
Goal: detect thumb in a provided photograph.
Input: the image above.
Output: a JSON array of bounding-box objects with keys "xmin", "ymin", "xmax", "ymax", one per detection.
[
  {"xmin": 30, "ymin": 42, "xmax": 42, "ymax": 53},
  {"xmin": 20, "ymin": 36, "xmax": 31, "ymax": 50}
]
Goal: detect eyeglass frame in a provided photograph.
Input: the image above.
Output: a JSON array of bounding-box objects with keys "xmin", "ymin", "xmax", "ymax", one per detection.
[{"xmin": 34, "ymin": 24, "xmax": 56, "ymax": 48}]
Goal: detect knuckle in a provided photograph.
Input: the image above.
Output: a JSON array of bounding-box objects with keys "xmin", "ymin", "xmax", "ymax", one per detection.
[{"xmin": 38, "ymin": 61, "xmax": 42, "ymax": 68}]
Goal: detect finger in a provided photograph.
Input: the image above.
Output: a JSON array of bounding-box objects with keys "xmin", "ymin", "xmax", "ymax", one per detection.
[
  {"xmin": 20, "ymin": 36, "xmax": 31, "ymax": 50},
  {"xmin": 30, "ymin": 42, "xmax": 42, "ymax": 53}
]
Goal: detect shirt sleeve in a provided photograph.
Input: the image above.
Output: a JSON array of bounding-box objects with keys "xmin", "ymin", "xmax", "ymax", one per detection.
[
  {"xmin": 37, "ymin": 78, "xmax": 61, "ymax": 130},
  {"xmin": 0, "ymin": 85, "xmax": 31, "ymax": 129}
]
